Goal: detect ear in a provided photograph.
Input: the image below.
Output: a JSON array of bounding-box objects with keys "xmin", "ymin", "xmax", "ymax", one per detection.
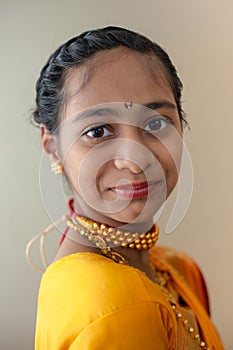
[{"xmin": 40, "ymin": 124, "xmax": 60, "ymax": 162}]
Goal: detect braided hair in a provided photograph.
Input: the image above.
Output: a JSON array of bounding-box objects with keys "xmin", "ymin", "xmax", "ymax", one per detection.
[{"xmin": 32, "ymin": 26, "xmax": 186, "ymax": 134}]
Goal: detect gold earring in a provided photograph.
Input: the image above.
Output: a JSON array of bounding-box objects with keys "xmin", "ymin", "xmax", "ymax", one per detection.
[{"xmin": 51, "ymin": 161, "xmax": 64, "ymax": 175}]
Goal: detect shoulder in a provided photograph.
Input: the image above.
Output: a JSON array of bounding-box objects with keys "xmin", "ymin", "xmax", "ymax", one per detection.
[
  {"xmin": 40, "ymin": 252, "xmax": 169, "ymax": 307},
  {"xmin": 36, "ymin": 252, "xmax": 177, "ymax": 349}
]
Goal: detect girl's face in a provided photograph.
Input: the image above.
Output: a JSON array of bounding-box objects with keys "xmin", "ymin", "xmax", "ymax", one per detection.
[{"xmin": 56, "ymin": 47, "xmax": 183, "ymax": 229}]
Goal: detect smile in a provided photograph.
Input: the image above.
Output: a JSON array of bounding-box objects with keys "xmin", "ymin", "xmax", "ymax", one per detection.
[{"xmin": 110, "ymin": 181, "xmax": 162, "ymax": 199}]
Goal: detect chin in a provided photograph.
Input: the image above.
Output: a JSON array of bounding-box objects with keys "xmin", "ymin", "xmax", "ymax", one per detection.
[{"xmin": 106, "ymin": 201, "xmax": 161, "ymax": 230}]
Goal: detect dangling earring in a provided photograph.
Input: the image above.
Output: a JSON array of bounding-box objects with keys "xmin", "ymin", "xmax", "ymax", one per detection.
[{"xmin": 51, "ymin": 161, "xmax": 64, "ymax": 175}]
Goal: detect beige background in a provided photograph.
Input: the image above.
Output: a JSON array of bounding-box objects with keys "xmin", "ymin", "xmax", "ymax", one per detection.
[{"xmin": 1, "ymin": 0, "xmax": 232, "ymax": 349}]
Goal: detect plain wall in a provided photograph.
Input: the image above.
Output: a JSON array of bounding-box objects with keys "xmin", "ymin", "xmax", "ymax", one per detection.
[{"xmin": 1, "ymin": 0, "xmax": 232, "ymax": 349}]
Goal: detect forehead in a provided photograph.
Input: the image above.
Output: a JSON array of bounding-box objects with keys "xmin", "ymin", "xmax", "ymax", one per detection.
[{"xmin": 62, "ymin": 47, "xmax": 175, "ymax": 118}]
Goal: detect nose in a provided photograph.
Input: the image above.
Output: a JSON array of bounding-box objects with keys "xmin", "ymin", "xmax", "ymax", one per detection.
[
  {"xmin": 113, "ymin": 126, "xmax": 153, "ymax": 173},
  {"xmin": 114, "ymin": 158, "xmax": 143, "ymax": 174}
]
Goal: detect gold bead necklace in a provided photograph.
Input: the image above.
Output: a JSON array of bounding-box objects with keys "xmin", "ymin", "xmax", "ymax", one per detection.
[
  {"xmin": 151, "ymin": 266, "xmax": 210, "ymax": 350},
  {"xmin": 66, "ymin": 214, "xmax": 209, "ymax": 349},
  {"xmin": 66, "ymin": 214, "xmax": 159, "ymax": 250}
]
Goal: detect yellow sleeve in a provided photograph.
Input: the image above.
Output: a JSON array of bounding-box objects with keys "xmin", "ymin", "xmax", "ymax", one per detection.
[
  {"xmin": 68, "ymin": 303, "xmax": 175, "ymax": 350},
  {"xmin": 35, "ymin": 253, "xmax": 177, "ymax": 350},
  {"xmin": 36, "ymin": 302, "xmax": 176, "ymax": 350}
]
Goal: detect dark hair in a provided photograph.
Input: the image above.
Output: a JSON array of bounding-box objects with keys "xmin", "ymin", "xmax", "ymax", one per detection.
[{"xmin": 32, "ymin": 26, "xmax": 187, "ymax": 133}]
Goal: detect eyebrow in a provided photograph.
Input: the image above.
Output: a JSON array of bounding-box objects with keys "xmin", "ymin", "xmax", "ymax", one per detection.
[
  {"xmin": 142, "ymin": 100, "xmax": 177, "ymax": 110},
  {"xmin": 71, "ymin": 99, "xmax": 177, "ymax": 123},
  {"xmin": 71, "ymin": 107, "xmax": 119, "ymax": 123}
]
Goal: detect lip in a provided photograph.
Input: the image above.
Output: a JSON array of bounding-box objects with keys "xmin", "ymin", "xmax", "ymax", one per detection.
[{"xmin": 110, "ymin": 180, "xmax": 162, "ymax": 199}]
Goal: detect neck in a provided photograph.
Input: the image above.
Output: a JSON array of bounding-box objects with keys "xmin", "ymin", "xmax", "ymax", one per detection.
[
  {"xmin": 115, "ymin": 246, "xmax": 151, "ymax": 270},
  {"xmin": 73, "ymin": 196, "xmax": 154, "ymax": 233},
  {"xmin": 57, "ymin": 197, "xmax": 157, "ymax": 281}
]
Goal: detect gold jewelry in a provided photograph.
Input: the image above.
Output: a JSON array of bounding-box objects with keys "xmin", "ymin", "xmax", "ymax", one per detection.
[
  {"xmin": 51, "ymin": 161, "xmax": 64, "ymax": 175},
  {"xmin": 66, "ymin": 215, "xmax": 159, "ymax": 250},
  {"xmin": 150, "ymin": 265, "xmax": 210, "ymax": 350},
  {"xmin": 26, "ymin": 213, "xmax": 209, "ymax": 349},
  {"xmin": 66, "ymin": 213, "xmax": 209, "ymax": 349},
  {"xmin": 66, "ymin": 216, "xmax": 128, "ymax": 264}
]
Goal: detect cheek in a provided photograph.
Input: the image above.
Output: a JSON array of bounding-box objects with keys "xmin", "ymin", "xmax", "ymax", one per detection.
[
  {"xmin": 165, "ymin": 144, "xmax": 183, "ymax": 195},
  {"xmin": 95, "ymin": 162, "xmax": 117, "ymax": 200},
  {"xmin": 61, "ymin": 143, "xmax": 85, "ymax": 191},
  {"xmin": 165, "ymin": 144, "xmax": 182, "ymax": 173},
  {"xmin": 63, "ymin": 144, "xmax": 110, "ymax": 197},
  {"xmin": 151, "ymin": 134, "xmax": 183, "ymax": 186}
]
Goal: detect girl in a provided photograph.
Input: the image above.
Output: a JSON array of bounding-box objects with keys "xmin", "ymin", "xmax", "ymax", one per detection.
[{"xmin": 29, "ymin": 26, "xmax": 224, "ymax": 349}]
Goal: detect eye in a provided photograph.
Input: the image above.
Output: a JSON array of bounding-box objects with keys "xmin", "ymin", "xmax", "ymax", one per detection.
[
  {"xmin": 85, "ymin": 125, "xmax": 112, "ymax": 139},
  {"xmin": 144, "ymin": 116, "xmax": 171, "ymax": 132}
]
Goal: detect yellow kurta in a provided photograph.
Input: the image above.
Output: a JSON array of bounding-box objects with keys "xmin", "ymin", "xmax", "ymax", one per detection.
[{"xmin": 35, "ymin": 247, "xmax": 224, "ymax": 349}]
